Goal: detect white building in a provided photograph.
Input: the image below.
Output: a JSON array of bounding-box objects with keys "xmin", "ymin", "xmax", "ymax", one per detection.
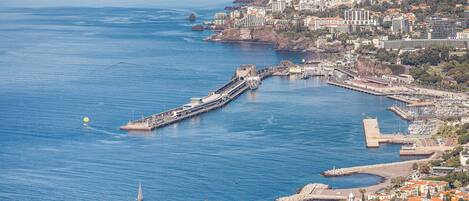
[
  {"xmin": 299, "ymin": 0, "xmax": 326, "ymax": 11},
  {"xmin": 235, "ymin": 6, "xmax": 267, "ymax": 28},
  {"xmin": 234, "ymin": 14, "xmax": 265, "ymax": 28},
  {"xmin": 461, "ymin": 149, "xmax": 469, "ymax": 166},
  {"xmin": 391, "ymin": 16, "xmax": 410, "ymax": 34},
  {"xmin": 462, "ymin": 116, "xmax": 469, "ymax": 124},
  {"xmin": 457, "ymin": 29, "xmax": 469, "ymax": 39},
  {"xmin": 214, "ymin": 12, "xmax": 228, "ymax": 26},
  {"xmin": 344, "ymin": 8, "xmax": 376, "ymax": 25},
  {"xmin": 247, "ymin": 6, "xmax": 266, "ymax": 17},
  {"xmin": 304, "ymin": 16, "xmax": 349, "ymax": 33},
  {"xmin": 272, "ymin": 0, "xmax": 286, "ymax": 13},
  {"xmin": 230, "ymin": 10, "xmax": 242, "ymax": 19}
]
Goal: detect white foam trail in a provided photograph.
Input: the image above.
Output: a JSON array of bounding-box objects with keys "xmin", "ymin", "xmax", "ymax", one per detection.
[{"xmin": 84, "ymin": 125, "xmax": 126, "ymax": 137}]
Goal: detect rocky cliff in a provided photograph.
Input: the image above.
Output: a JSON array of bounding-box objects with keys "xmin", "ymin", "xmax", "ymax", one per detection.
[
  {"xmin": 355, "ymin": 56, "xmax": 410, "ymax": 76},
  {"xmin": 206, "ymin": 27, "xmax": 276, "ymax": 43},
  {"xmin": 206, "ymin": 26, "xmax": 318, "ymax": 52}
]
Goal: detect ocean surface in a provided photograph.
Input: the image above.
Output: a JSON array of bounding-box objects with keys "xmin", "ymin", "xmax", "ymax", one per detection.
[{"xmin": 0, "ymin": 7, "xmax": 410, "ymax": 201}]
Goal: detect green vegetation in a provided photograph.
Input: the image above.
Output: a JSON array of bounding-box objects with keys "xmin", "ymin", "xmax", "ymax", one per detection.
[
  {"xmin": 355, "ymin": 44, "xmax": 376, "ymax": 54},
  {"xmin": 400, "ymin": 46, "xmax": 451, "ymax": 66},
  {"xmin": 457, "ymin": 123, "xmax": 469, "ymax": 144},
  {"xmin": 376, "ymin": 48, "xmax": 398, "ymax": 64},
  {"xmin": 419, "ymin": 163, "xmax": 432, "ymax": 174},
  {"xmin": 436, "ymin": 123, "xmax": 469, "ymax": 145},
  {"xmin": 309, "ymin": 5, "xmax": 350, "ymax": 18},
  {"xmin": 278, "ymin": 29, "xmax": 329, "ymax": 40},
  {"xmin": 439, "ymin": 146, "xmax": 462, "ymax": 167},
  {"xmin": 397, "ymin": 46, "xmax": 469, "ymax": 91},
  {"xmin": 390, "ymin": 176, "xmax": 406, "ymax": 188},
  {"xmin": 425, "ymin": 172, "xmax": 469, "ymax": 188},
  {"xmin": 397, "ymin": 0, "xmax": 466, "ymax": 20}
]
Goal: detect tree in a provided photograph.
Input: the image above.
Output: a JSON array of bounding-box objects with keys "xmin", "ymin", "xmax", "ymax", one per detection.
[
  {"xmin": 458, "ymin": 134, "xmax": 469, "ymax": 145},
  {"xmin": 337, "ymin": 33, "xmax": 350, "ymax": 46},
  {"xmin": 412, "ymin": 163, "xmax": 419, "ymax": 171},
  {"xmin": 453, "ymin": 179, "xmax": 462, "ymax": 188},
  {"xmin": 359, "ymin": 188, "xmax": 366, "ymax": 201},
  {"xmin": 426, "ymin": 188, "xmax": 431, "ymax": 199},
  {"xmin": 400, "ymin": 45, "xmax": 452, "ymax": 66},
  {"xmin": 376, "ymin": 49, "xmax": 398, "ymax": 64},
  {"xmin": 419, "ymin": 163, "xmax": 431, "ymax": 174}
]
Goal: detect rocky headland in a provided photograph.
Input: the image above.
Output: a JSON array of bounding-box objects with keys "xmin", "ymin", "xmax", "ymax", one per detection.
[{"xmin": 205, "ymin": 26, "xmax": 319, "ymax": 52}]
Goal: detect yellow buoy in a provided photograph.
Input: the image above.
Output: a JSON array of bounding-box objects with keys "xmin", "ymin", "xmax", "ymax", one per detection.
[{"xmin": 83, "ymin": 116, "xmax": 90, "ymax": 124}]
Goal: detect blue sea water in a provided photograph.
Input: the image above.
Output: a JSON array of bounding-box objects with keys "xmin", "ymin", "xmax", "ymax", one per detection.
[{"xmin": 0, "ymin": 6, "xmax": 410, "ymax": 201}]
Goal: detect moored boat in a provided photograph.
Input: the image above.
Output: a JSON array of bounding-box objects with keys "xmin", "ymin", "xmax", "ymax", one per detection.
[{"xmin": 191, "ymin": 25, "xmax": 204, "ymax": 31}]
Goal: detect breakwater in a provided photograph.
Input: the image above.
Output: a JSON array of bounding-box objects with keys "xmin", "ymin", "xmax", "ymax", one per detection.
[
  {"xmin": 326, "ymin": 81, "xmax": 385, "ymax": 96},
  {"xmin": 121, "ymin": 65, "xmax": 285, "ymax": 131},
  {"xmin": 387, "ymin": 106, "xmax": 413, "ymax": 121},
  {"xmin": 321, "ymin": 153, "xmax": 435, "ymax": 177}
]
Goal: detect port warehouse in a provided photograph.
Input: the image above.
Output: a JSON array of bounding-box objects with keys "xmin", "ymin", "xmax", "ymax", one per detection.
[
  {"xmin": 380, "ymin": 39, "xmax": 469, "ymax": 50},
  {"xmin": 121, "ymin": 65, "xmax": 280, "ymax": 131}
]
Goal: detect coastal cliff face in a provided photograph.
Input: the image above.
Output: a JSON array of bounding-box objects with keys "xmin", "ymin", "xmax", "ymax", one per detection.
[
  {"xmin": 274, "ymin": 35, "xmax": 316, "ymax": 51},
  {"xmin": 356, "ymin": 56, "xmax": 409, "ymax": 76},
  {"xmin": 207, "ymin": 27, "xmax": 317, "ymax": 52},
  {"xmin": 207, "ymin": 27, "xmax": 276, "ymax": 43}
]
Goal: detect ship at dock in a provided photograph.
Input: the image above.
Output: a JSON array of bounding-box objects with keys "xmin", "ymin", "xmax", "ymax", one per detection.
[{"xmin": 121, "ymin": 64, "xmax": 283, "ymax": 131}]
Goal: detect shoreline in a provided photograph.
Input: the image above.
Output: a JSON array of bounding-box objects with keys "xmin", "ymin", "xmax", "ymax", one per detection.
[
  {"xmin": 205, "ymin": 38, "xmax": 319, "ymax": 52},
  {"xmin": 275, "ymin": 77, "xmax": 454, "ymax": 200},
  {"xmin": 202, "ymin": 4, "xmax": 462, "ymax": 200},
  {"xmin": 278, "ymin": 153, "xmax": 438, "ymax": 201}
]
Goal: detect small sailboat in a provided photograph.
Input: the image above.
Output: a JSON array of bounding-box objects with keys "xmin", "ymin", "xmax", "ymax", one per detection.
[{"xmin": 136, "ymin": 181, "xmax": 143, "ymax": 201}]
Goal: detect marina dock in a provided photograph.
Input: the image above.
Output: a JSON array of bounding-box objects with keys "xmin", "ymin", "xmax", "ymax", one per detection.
[
  {"xmin": 363, "ymin": 118, "xmax": 408, "ymax": 148},
  {"xmin": 121, "ymin": 65, "xmax": 284, "ymax": 131},
  {"xmin": 363, "ymin": 118, "xmax": 381, "ymax": 147},
  {"xmin": 387, "ymin": 106, "xmax": 413, "ymax": 121}
]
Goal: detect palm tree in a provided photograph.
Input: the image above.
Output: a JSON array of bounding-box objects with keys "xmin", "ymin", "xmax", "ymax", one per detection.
[{"xmin": 359, "ymin": 189, "xmax": 366, "ymax": 201}]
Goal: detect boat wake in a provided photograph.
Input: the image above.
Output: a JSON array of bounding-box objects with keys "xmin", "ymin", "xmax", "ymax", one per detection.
[{"xmin": 84, "ymin": 125, "xmax": 126, "ymax": 138}]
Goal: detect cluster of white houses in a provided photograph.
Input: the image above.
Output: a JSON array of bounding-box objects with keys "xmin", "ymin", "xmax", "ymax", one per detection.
[
  {"xmin": 303, "ymin": 8, "xmax": 377, "ymax": 33},
  {"xmin": 209, "ymin": 0, "xmax": 469, "ymax": 52}
]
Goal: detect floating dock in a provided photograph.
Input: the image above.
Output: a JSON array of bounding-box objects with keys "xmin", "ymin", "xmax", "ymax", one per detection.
[{"xmin": 121, "ymin": 65, "xmax": 284, "ymax": 131}]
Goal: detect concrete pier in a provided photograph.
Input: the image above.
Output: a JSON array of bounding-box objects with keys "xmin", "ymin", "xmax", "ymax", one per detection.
[
  {"xmin": 322, "ymin": 153, "xmax": 435, "ymax": 176},
  {"xmin": 363, "ymin": 118, "xmax": 381, "ymax": 147},
  {"xmin": 363, "ymin": 118, "xmax": 408, "ymax": 148},
  {"xmin": 387, "ymin": 106, "xmax": 413, "ymax": 121},
  {"xmin": 327, "ymin": 81, "xmax": 385, "ymax": 96},
  {"xmin": 387, "ymin": 95, "xmax": 414, "ymax": 104},
  {"xmin": 121, "ymin": 65, "xmax": 285, "ymax": 131}
]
